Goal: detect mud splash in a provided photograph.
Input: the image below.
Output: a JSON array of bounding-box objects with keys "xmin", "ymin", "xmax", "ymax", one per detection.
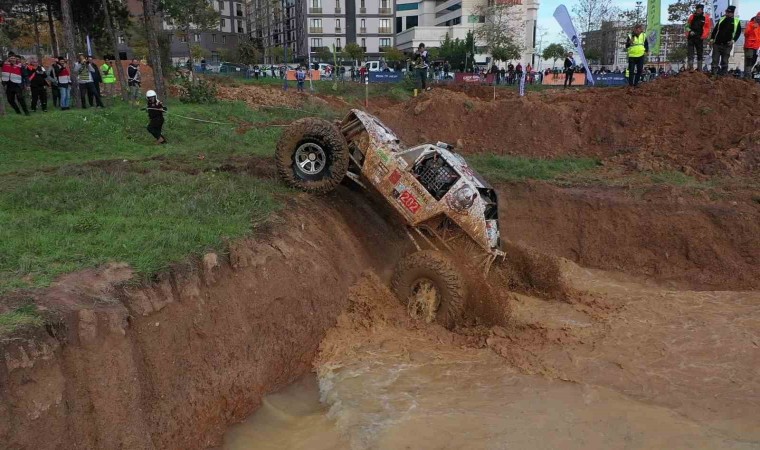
[{"xmin": 224, "ymin": 272, "xmax": 759, "ymax": 449}]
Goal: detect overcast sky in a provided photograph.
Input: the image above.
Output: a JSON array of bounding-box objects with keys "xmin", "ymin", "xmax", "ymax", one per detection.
[{"xmin": 537, "ymin": 0, "xmax": 760, "ymax": 45}]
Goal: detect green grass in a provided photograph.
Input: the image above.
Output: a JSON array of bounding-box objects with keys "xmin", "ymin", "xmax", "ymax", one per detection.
[
  {"xmin": 0, "ymin": 98, "xmax": 294, "ymax": 294},
  {"xmin": 0, "ymin": 304, "xmax": 44, "ymax": 334},
  {"xmin": 0, "ymin": 100, "xmax": 300, "ymax": 175},
  {"xmin": 470, "ymin": 154, "xmax": 600, "ymax": 182}
]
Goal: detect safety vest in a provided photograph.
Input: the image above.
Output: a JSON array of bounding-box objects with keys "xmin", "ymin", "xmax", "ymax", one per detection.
[
  {"xmin": 628, "ymin": 33, "xmax": 647, "ymax": 58},
  {"xmin": 717, "ymin": 16, "xmax": 740, "ymax": 40},
  {"xmin": 625, "ymin": 68, "xmax": 630, "ymax": 78},
  {"xmin": 101, "ymin": 63, "xmax": 116, "ymax": 83}
]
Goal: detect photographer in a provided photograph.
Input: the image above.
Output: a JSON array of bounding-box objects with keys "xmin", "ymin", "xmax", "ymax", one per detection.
[{"xmin": 29, "ymin": 64, "xmax": 49, "ymax": 112}]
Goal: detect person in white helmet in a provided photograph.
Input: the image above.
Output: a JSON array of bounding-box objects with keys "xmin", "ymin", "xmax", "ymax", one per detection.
[{"xmin": 143, "ymin": 90, "xmax": 167, "ymax": 144}]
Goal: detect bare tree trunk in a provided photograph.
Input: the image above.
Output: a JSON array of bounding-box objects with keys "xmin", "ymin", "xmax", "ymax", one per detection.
[
  {"xmin": 100, "ymin": 0, "xmax": 129, "ymax": 101},
  {"xmin": 142, "ymin": 0, "xmax": 165, "ymax": 99},
  {"xmin": 60, "ymin": 0, "xmax": 80, "ymax": 107},
  {"xmin": 46, "ymin": 0, "xmax": 60, "ymax": 56},
  {"xmin": 32, "ymin": 0, "xmax": 44, "ymax": 63}
]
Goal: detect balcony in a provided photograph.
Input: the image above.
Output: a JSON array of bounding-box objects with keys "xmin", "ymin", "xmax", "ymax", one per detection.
[
  {"xmin": 310, "ymin": 46, "xmax": 329, "ymax": 53},
  {"xmin": 335, "ymin": 7, "xmax": 341, "ymax": 13},
  {"xmin": 379, "ymin": 27, "xmax": 392, "ymax": 34},
  {"xmin": 359, "ymin": 27, "xmax": 367, "ymax": 33},
  {"xmin": 309, "ymin": 7, "xmax": 322, "ymax": 13},
  {"xmin": 335, "ymin": 46, "xmax": 342, "ymax": 52},
  {"xmin": 379, "ymin": 7, "xmax": 392, "ymax": 14},
  {"xmin": 359, "ymin": 7, "xmax": 366, "ymax": 13},
  {"xmin": 335, "ymin": 27, "xmax": 342, "ymax": 33},
  {"xmin": 309, "ymin": 27, "xmax": 323, "ymax": 33}
]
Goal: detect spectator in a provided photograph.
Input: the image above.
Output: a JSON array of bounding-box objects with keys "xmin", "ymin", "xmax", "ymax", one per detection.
[
  {"xmin": 296, "ymin": 66, "xmax": 306, "ymax": 92},
  {"xmin": 88, "ymin": 55, "xmax": 104, "ymax": 101},
  {"xmin": 2, "ymin": 52, "xmax": 30, "ymax": 115},
  {"xmin": 127, "ymin": 59, "xmax": 141, "ymax": 106},
  {"xmin": 515, "ymin": 62, "xmax": 523, "ymax": 83},
  {"xmin": 685, "ymin": 4, "xmax": 712, "ymax": 71},
  {"xmin": 47, "ymin": 58, "xmax": 60, "ymax": 109},
  {"xmin": 743, "ymin": 12, "xmax": 760, "ymax": 79},
  {"xmin": 625, "ymin": 24, "xmax": 649, "ymax": 87},
  {"xmin": 563, "ymin": 52, "xmax": 576, "ymax": 88},
  {"xmin": 710, "ymin": 5, "xmax": 741, "ymax": 75},
  {"xmin": 359, "ymin": 64, "xmax": 368, "ymax": 83},
  {"xmin": 100, "ymin": 57, "xmax": 117, "ymax": 105},
  {"xmin": 443, "ymin": 60, "xmax": 450, "ymax": 79},
  {"xmin": 414, "ymin": 43, "xmax": 430, "ymax": 91},
  {"xmin": 75, "ymin": 54, "xmax": 104, "ymax": 108},
  {"xmin": 29, "ymin": 64, "xmax": 49, "ymax": 112},
  {"xmin": 54, "ymin": 57, "xmax": 72, "ymax": 110},
  {"xmin": 507, "ymin": 61, "xmax": 515, "ymax": 84},
  {"xmin": 201, "ymin": 59, "xmax": 207, "ymax": 72}
]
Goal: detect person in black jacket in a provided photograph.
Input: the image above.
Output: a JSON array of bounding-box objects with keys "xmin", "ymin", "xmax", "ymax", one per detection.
[
  {"xmin": 563, "ymin": 52, "xmax": 576, "ymax": 87},
  {"xmin": 29, "ymin": 64, "xmax": 49, "ymax": 112},
  {"xmin": 710, "ymin": 5, "xmax": 742, "ymax": 75},
  {"xmin": 144, "ymin": 90, "xmax": 167, "ymax": 144}
]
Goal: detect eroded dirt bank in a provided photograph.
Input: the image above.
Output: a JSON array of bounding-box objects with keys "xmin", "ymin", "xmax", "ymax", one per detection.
[
  {"xmin": 500, "ymin": 182, "xmax": 760, "ymax": 290},
  {"xmin": 0, "ymin": 189, "xmax": 405, "ymax": 450}
]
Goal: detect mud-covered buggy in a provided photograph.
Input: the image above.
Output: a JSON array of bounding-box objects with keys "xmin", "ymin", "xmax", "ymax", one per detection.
[{"xmin": 276, "ymin": 110, "xmax": 504, "ymax": 329}]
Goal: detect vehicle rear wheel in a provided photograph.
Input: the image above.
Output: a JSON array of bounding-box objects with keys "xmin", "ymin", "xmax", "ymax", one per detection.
[
  {"xmin": 275, "ymin": 118, "xmax": 349, "ymax": 194},
  {"xmin": 391, "ymin": 250, "xmax": 466, "ymax": 330}
]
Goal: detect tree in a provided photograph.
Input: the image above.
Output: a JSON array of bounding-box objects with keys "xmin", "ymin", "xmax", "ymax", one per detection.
[
  {"xmin": 238, "ymin": 38, "xmax": 262, "ymax": 65},
  {"xmin": 571, "ymin": 0, "xmax": 619, "ymax": 34},
  {"xmin": 100, "ymin": 0, "xmax": 128, "ymax": 101},
  {"xmin": 142, "ymin": 0, "xmax": 166, "ymax": 99},
  {"xmin": 668, "ymin": 45, "xmax": 688, "ymax": 64},
  {"xmin": 667, "ymin": 0, "xmax": 700, "ymax": 24},
  {"xmin": 60, "ymin": 0, "xmax": 80, "ymax": 106},
  {"xmin": 542, "ymin": 43, "xmax": 566, "ymax": 68},
  {"xmin": 316, "ymin": 46, "xmax": 333, "ymax": 62},
  {"xmin": 439, "ymin": 32, "xmax": 469, "ymax": 71},
  {"xmin": 618, "ymin": 2, "xmax": 646, "ymax": 28},
  {"xmin": 383, "ymin": 47, "xmax": 404, "ymax": 63},
  {"xmin": 161, "ymin": 0, "xmax": 218, "ymax": 64},
  {"xmin": 474, "ymin": 4, "xmax": 523, "ymax": 64},
  {"xmin": 343, "ymin": 42, "xmax": 364, "ymax": 66},
  {"xmin": 584, "ymin": 48, "xmax": 601, "ymax": 63}
]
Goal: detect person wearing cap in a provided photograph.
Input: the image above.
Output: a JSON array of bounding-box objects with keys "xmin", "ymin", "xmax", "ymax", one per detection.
[
  {"xmin": 625, "ymin": 24, "xmax": 649, "ymax": 87},
  {"xmin": 710, "ymin": 5, "xmax": 742, "ymax": 75},
  {"xmin": 127, "ymin": 59, "xmax": 141, "ymax": 106},
  {"xmin": 685, "ymin": 4, "xmax": 713, "ymax": 71},
  {"xmin": 143, "ymin": 90, "xmax": 167, "ymax": 144},
  {"xmin": 743, "ymin": 13, "xmax": 760, "ymax": 79},
  {"xmin": 100, "ymin": 56, "xmax": 117, "ymax": 103}
]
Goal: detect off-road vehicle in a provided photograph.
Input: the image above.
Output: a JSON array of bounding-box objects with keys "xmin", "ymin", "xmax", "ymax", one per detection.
[{"xmin": 276, "ymin": 109, "xmax": 503, "ymax": 328}]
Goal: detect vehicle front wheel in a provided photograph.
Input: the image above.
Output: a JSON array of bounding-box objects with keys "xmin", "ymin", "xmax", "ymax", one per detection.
[
  {"xmin": 391, "ymin": 250, "xmax": 466, "ymax": 330},
  {"xmin": 275, "ymin": 117, "xmax": 349, "ymax": 194}
]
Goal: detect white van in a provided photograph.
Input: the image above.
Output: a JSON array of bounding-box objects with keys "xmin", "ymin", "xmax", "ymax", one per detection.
[{"xmin": 365, "ymin": 60, "xmax": 382, "ymax": 72}]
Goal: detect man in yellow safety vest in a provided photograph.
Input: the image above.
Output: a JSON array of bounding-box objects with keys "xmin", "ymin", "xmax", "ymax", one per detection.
[
  {"xmin": 625, "ymin": 24, "xmax": 649, "ymax": 87},
  {"xmin": 709, "ymin": 5, "xmax": 742, "ymax": 75},
  {"xmin": 100, "ymin": 57, "xmax": 117, "ymax": 104}
]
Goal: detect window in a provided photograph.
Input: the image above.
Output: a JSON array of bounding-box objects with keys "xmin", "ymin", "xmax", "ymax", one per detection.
[
  {"xmin": 311, "ymin": 0, "xmax": 320, "ymax": 8},
  {"xmin": 406, "ymin": 15, "xmax": 418, "ymax": 28},
  {"xmin": 237, "ymin": 19, "xmax": 244, "ymax": 33},
  {"xmin": 222, "ymin": 35, "xmax": 227, "ymax": 44},
  {"xmin": 335, "ymin": 18, "xmax": 341, "ymax": 30},
  {"xmin": 194, "ymin": 33, "xmax": 200, "ymax": 42},
  {"xmin": 360, "ymin": 19, "xmax": 366, "ymax": 28},
  {"xmin": 220, "ymin": 18, "xmax": 226, "ymax": 30},
  {"xmin": 218, "ymin": 0, "xmax": 224, "ymax": 10},
  {"xmin": 310, "ymin": 18, "xmax": 322, "ymax": 27},
  {"xmin": 380, "ymin": 38, "xmax": 391, "ymax": 47},
  {"xmin": 381, "ymin": 0, "xmax": 389, "ymax": 8},
  {"xmin": 311, "ymin": 37, "xmax": 323, "ymax": 51},
  {"xmin": 179, "ymin": 34, "xmax": 187, "ymax": 43},
  {"xmin": 361, "ymin": 38, "xmax": 366, "ymax": 48},
  {"xmin": 335, "ymin": 0, "xmax": 340, "ymax": 9},
  {"xmin": 360, "ymin": 0, "xmax": 365, "ymax": 8},
  {"xmin": 396, "ymin": 16, "xmax": 402, "ymax": 32},
  {"xmin": 336, "ymin": 38, "xmax": 341, "ymax": 49},
  {"xmin": 211, "ymin": 34, "xmax": 216, "ymax": 43},
  {"xmin": 117, "ymin": 35, "xmax": 126, "ymax": 44},
  {"xmin": 236, "ymin": 3, "xmax": 243, "ymax": 16},
  {"xmin": 380, "ymin": 18, "xmax": 390, "ymax": 32}
]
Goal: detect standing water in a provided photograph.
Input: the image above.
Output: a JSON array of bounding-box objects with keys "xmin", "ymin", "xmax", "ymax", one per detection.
[{"xmin": 223, "ymin": 274, "xmax": 755, "ymax": 449}]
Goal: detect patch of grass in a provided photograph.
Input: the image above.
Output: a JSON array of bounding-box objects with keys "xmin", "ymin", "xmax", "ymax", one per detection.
[
  {"xmin": 0, "ymin": 304, "xmax": 44, "ymax": 334},
  {"xmin": 647, "ymin": 171, "xmax": 703, "ymax": 186},
  {"xmin": 0, "ymin": 100, "xmax": 296, "ymax": 175},
  {"xmin": 470, "ymin": 154, "xmax": 600, "ymax": 182},
  {"xmin": 0, "ymin": 167, "xmax": 282, "ymax": 293}
]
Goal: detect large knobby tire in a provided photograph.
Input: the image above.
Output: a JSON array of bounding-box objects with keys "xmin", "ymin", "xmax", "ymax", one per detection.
[
  {"xmin": 391, "ymin": 250, "xmax": 467, "ymax": 330},
  {"xmin": 275, "ymin": 117, "xmax": 349, "ymax": 194}
]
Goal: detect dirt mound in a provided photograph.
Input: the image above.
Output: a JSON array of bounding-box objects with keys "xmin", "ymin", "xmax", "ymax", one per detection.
[
  {"xmin": 216, "ymin": 84, "xmax": 307, "ymax": 109},
  {"xmin": 375, "ymin": 73, "xmax": 760, "ymax": 177}
]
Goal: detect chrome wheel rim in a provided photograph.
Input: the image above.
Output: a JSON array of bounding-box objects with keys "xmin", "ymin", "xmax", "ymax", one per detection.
[{"xmin": 294, "ymin": 143, "xmax": 327, "ymax": 175}]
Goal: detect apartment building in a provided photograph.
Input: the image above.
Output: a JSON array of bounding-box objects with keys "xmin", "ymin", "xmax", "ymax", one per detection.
[
  {"xmin": 395, "ymin": 0, "xmax": 539, "ymax": 65},
  {"xmin": 121, "ymin": 0, "xmax": 248, "ymax": 63},
  {"xmin": 248, "ymin": 0, "xmax": 396, "ymax": 63}
]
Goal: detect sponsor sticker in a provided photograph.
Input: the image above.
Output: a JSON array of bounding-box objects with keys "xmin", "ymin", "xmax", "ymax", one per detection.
[
  {"xmin": 377, "ymin": 149, "xmax": 391, "ymax": 164},
  {"xmin": 389, "ymin": 169, "xmax": 402, "ymax": 185}
]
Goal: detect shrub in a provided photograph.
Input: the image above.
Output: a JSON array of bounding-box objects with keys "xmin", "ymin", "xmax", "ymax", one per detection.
[{"xmin": 179, "ymin": 78, "xmax": 219, "ymax": 104}]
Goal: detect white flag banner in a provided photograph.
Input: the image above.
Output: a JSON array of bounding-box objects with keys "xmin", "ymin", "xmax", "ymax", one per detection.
[
  {"xmin": 713, "ymin": 0, "xmax": 729, "ymax": 22},
  {"xmin": 553, "ymin": 4, "xmax": 595, "ymax": 85}
]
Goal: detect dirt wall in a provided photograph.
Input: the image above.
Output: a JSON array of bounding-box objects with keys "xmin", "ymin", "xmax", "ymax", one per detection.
[
  {"xmin": 500, "ymin": 182, "xmax": 760, "ymax": 290},
  {"xmin": 0, "ymin": 191, "xmax": 405, "ymax": 450}
]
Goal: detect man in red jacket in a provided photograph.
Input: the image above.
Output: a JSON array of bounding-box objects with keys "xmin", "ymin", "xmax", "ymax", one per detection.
[
  {"xmin": 685, "ymin": 4, "xmax": 713, "ymax": 71},
  {"xmin": 743, "ymin": 13, "xmax": 760, "ymax": 79}
]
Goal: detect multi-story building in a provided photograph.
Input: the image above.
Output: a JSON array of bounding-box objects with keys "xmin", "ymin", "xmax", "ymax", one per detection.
[
  {"xmin": 248, "ymin": 0, "xmax": 396, "ymax": 64},
  {"xmin": 121, "ymin": 0, "xmax": 248, "ymax": 63},
  {"xmin": 394, "ymin": 0, "xmax": 539, "ymax": 66}
]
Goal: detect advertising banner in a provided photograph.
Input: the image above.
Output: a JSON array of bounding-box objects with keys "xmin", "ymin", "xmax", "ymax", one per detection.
[
  {"xmin": 542, "ymin": 72, "xmax": 586, "ymax": 85},
  {"xmin": 553, "ymin": 4, "xmax": 595, "ymax": 85},
  {"xmin": 454, "ymin": 73, "xmax": 495, "ymax": 84},
  {"xmin": 592, "ymin": 74, "xmax": 627, "ymax": 86},
  {"xmin": 647, "ymin": 0, "xmax": 662, "ymax": 55},
  {"xmin": 369, "ymin": 72, "xmax": 403, "ymax": 83},
  {"xmin": 286, "ymin": 69, "xmax": 321, "ymax": 81}
]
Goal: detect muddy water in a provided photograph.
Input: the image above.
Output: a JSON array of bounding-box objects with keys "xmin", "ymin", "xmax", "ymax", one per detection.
[{"xmin": 223, "ymin": 273, "xmax": 757, "ymax": 450}]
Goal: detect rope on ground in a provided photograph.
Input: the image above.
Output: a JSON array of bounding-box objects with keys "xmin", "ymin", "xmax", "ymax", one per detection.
[{"xmin": 144, "ymin": 107, "xmax": 291, "ymax": 127}]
